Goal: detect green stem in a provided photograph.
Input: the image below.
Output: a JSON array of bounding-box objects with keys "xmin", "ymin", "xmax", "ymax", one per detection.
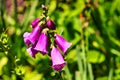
[
  {"xmin": 88, "ymin": 63, "xmax": 94, "ymax": 80},
  {"xmin": 45, "ymin": 0, "xmax": 50, "ymax": 6},
  {"xmin": 59, "ymin": 71, "xmax": 63, "ymax": 80},
  {"xmin": 65, "ymin": 65, "xmax": 72, "ymax": 80},
  {"xmin": 13, "ymin": 0, "xmax": 18, "ymax": 24},
  {"xmin": 0, "ymin": 0, "xmax": 6, "ymax": 30},
  {"xmin": 76, "ymin": 46, "xmax": 83, "ymax": 80},
  {"xmin": 81, "ymin": 27, "xmax": 87, "ymax": 80},
  {"xmin": 108, "ymin": 57, "xmax": 114, "ymax": 80},
  {"xmin": 85, "ymin": 28, "xmax": 94, "ymax": 80}
]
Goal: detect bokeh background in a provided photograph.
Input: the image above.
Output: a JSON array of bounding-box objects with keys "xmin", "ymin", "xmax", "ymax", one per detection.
[{"xmin": 0, "ymin": 0, "xmax": 120, "ymax": 80}]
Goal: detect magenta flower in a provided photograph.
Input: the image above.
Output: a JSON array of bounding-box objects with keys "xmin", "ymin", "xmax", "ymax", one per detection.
[
  {"xmin": 23, "ymin": 32, "xmax": 31, "ymax": 46},
  {"xmin": 55, "ymin": 34, "xmax": 72, "ymax": 54},
  {"xmin": 47, "ymin": 19, "xmax": 56, "ymax": 30},
  {"xmin": 28, "ymin": 25, "xmax": 41, "ymax": 44},
  {"xmin": 51, "ymin": 46, "xmax": 66, "ymax": 71},
  {"xmin": 27, "ymin": 46, "xmax": 38, "ymax": 58},
  {"xmin": 23, "ymin": 11, "xmax": 72, "ymax": 71},
  {"xmin": 34, "ymin": 33, "xmax": 49, "ymax": 55},
  {"xmin": 31, "ymin": 18, "xmax": 40, "ymax": 28}
]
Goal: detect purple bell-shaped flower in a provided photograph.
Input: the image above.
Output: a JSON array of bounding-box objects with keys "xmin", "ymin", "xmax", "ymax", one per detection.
[
  {"xmin": 51, "ymin": 46, "xmax": 66, "ymax": 71},
  {"xmin": 23, "ymin": 32, "xmax": 31, "ymax": 46},
  {"xmin": 46, "ymin": 19, "xmax": 56, "ymax": 30},
  {"xmin": 55, "ymin": 34, "xmax": 72, "ymax": 54},
  {"xmin": 27, "ymin": 46, "xmax": 38, "ymax": 58},
  {"xmin": 31, "ymin": 18, "xmax": 40, "ymax": 28},
  {"xmin": 34, "ymin": 33, "xmax": 49, "ymax": 55},
  {"xmin": 28, "ymin": 25, "xmax": 41, "ymax": 45}
]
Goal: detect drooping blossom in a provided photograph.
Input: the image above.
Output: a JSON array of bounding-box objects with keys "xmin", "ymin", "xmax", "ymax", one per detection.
[
  {"xmin": 23, "ymin": 7, "xmax": 72, "ymax": 71},
  {"xmin": 31, "ymin": 18, "xmax": 40, "ymax": 28},
  {"xmin": 34, "ymin": 33, "xmax": 49, "ymax": 55},
  {"xmin": 27, "ymin": 46, "xmax": 38, "ymax": 58},
  {"xmin": 46, "ymin": 19, "xmax": 56, "ymax": 30},
  {"xmin": 55, "ymin": 34, "xmax": 72, "ymax": 54},
  {"xmin": 23, "ymin": 32, "xmax": 31, "ymax": 46},
  {"xmin": 28, "ymin": 25, "xmax": 41, "ymax": 45},
  {"xmin": 51, "ymin": 46, "xmax": 66, "ymax": 71}
]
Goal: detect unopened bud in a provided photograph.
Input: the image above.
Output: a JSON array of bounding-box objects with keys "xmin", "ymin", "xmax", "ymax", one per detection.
[{"xmin": 46, "ymin": 19, "xmax": 56, "ymax": 30}]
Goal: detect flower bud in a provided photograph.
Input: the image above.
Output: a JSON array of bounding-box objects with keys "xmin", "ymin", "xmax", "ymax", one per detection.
[
  {"xmin": 31, "ymin": 18, "xmax": 40, "ymax": 28},
  {"xmin": 46, "ymin": 19, "xmax": 56, "ymax": 30}
]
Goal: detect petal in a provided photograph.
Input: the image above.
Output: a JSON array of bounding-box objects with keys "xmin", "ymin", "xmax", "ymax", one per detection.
[
  {"xmin": 34, "ymin": 33, "xmax": 49, "ymax": 55},
  {"xmin": 23, "ymin": 32, "xmax": 30, "ymax": 38},
  {"xmin": 27, "ymin": 46, "xmax": 38, "ymax": 58},
  {"xmin": 23, "ymin": 32, "xmax": 31, "ymax": 46},
  {"xmin": 24, "ymin": 37, "xmax": 31, "ymax": 46}
]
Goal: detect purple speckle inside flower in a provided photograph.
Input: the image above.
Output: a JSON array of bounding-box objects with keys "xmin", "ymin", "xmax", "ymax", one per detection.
[{"xmin": 52, "ymin": 63, "xmax": 66, "ymax": 71}]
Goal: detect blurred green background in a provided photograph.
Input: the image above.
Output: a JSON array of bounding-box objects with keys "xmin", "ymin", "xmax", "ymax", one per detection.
[{"xmin": 0, "ymin": 0, "xmax": 120, "ymax": 80}]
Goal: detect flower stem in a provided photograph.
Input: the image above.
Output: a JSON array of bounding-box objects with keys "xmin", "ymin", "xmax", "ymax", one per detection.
[
  {"xmin": 13, "ymin": 0, "xmax": 18, "ymax": 23},
  {"xmin": 81, "ymin": 26, "xmax": 87, "ymax": 80},
  {"xmin": 59, "ymin": 71, "xmax": 63, "ymax": 80}
]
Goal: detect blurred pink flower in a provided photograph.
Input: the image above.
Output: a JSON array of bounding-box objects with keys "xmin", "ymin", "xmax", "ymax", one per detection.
[
  {"xmin": 51, "ymin": 46, "xmax": 66, "ymax": 71},
  {"xmin": 55, "ymin": 34, "xmax": 72, "ymax": 54}
]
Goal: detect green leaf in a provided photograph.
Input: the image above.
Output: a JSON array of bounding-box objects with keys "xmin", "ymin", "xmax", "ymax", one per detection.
[
  {"xmin": 87, "ymin": 50, "xmax": 105, "ymax": 63},
  {"xmin": 96, "ymin": 76, "xmax": 108, "ymax": 80}
]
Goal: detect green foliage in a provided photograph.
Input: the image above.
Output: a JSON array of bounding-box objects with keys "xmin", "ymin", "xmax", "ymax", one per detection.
[
  {"xmin": 87, "ymin": 50, "xmax": 105, "ymax": 63},
  {"xmin": 0, "ymin": 0, "xmax": 120, "ymax": 80}
]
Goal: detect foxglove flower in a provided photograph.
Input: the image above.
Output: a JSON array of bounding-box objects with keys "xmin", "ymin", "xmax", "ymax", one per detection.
[
  {"xmin": 31, "ymin": 18, "xmax": 40, "ymax": 28},
  {"xmin": 34, "ymin": 33, "xmax": 49, "ymax": 55},
  {"xmin": 47, "ymin": 19, "xmax": 56, "ymax": 30},
  {"xmin": 23, "ymin": 4, "xmax": 72, "ymax": 72},
  {"xmin": 55, "ymin": 34, "xmax": 72, "ymax": 54},
  {"xmin": 28, "ymin": 25, "xmax": 41, "ymax": 44},
  {"xmin": 23, "ymin": 32, "xmax": 31, "ymax": 46},
  {"xmin": 27, "ymin": 46, "xmax": 38, "ymax": 58},
  {"xmin": 51, "ymin": 46, "xmax": 66, "ymax": 71}
]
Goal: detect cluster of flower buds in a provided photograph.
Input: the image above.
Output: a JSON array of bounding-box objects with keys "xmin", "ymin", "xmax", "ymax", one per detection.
[{"xmin": 23, "ymin": 5, "xmax": 72, "ymax": 71}]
